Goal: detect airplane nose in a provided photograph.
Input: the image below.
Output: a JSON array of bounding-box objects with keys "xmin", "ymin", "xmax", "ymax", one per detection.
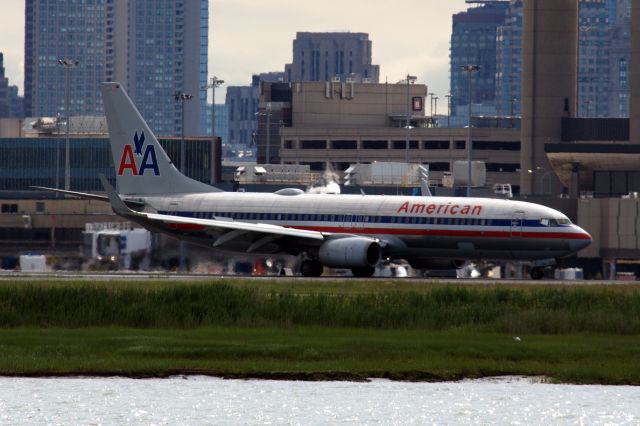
[{"xmin": 569, "ymin": 226, "xmax": 592, "ymax": 251}]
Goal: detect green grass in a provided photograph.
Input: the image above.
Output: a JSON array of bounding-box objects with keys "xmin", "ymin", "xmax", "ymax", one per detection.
[
  {"xmin": 0, "ymin": 278, "xmax": 639, "ymax": 384},
  {"xmin": 0, "ymin": 327, "xmax": 638, "ymax": 385},
  {"xmin": 0, "ymin": 280, "xmax": 640, "ymax": 334}
]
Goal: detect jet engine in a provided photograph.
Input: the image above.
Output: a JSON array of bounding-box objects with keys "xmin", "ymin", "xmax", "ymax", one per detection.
[
  {"xmin": 318, "ymin": 237, "xmax": 381, "ymax": 269},
  {"xmin": 407, "ymin": 259, "xmax": 467, "ymax": 270}
]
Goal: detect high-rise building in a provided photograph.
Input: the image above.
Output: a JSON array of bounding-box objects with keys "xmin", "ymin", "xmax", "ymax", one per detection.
[
  {"xmin": 492, "ymin": 0, "xmax": 631, "ymax": 120},
  {"xmin": 608, "ymin": 0, "xmax": 632, "ymax": 117},
  {"xmin": 204, "ymin": 103, "xmax": 229, "ymax": 146},
  {"xmin": 450, "ymin": 2, "xmax": 509, "ymax": 118},
  {"xmin": 24, "ymin": 0, "xmax": 111, "ymax": 118},
  {"xmin": 225, "ymin": 73, "xmax": 284, "ymax": 153},
  {"xmin": 0, "ymin": 53, "xmax": 23, "ymax": 118},
  {"xmin": 495, "ymin": 1, "xmax": 523, "ymax": 120},
  {"xmin": 578, "ymin": 0, "xmax": 610, "ymax": 118},
  {"xmin": 120, "ymin": 0, "xmax": 208, "ymax": 136},
  {"xmin": 24, "ymin": 0, "xmax": 207, "ymax": 136},
  {"xmin": 285, "ymin": 32, "xmax": 379, "ymax": 83}
]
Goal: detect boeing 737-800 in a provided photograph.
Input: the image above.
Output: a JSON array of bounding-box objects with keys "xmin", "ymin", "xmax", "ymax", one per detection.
[{"xmin": 36, "ymin": 82, "xmax": 592, "ymax": 279}]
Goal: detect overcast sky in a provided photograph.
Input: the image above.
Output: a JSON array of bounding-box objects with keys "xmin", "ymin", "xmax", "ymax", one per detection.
[{"xmin": 0, "ymin": 0, "xmax": 468, "ymax": 113}]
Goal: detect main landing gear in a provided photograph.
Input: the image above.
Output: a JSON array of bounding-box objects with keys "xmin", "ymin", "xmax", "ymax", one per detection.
[
  {"xmin": 300, "ymin": 259, "xmax": 324, "ymax": 277},
  {"xmin": 351, "ymin": 266, "xmax": 376, "ymax": 278}
]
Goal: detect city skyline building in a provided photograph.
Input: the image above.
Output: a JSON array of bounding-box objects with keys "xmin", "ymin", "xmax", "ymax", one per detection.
[
  {"xmin": 204, "ymin": 103, "xmax": 229, "ymax": 147},
  {"xmin": 0, "ymin": 53, "xmax": 23, "ymax": 118},
  {"xmin": 577, "ymin": 0, "xmax": 610, "ymax": 118},
  {"xmin": 495, "ymin": 0, "xmax": 523, "ymax": 120},
  {"xmin": 284, "ymin": 32, "xmax": 380, "ymax": 83},
  {"xmin": 225, "ymin": 72, "xmax": 284, "ymax": 152},
  {"xmin": 450, "ymin": 1, "xmax": 509, "ymax": 117},
  {"xmin": 117, "ymin": 0, "xmax": 208, "ymax": 136},
  {"xmin": 460, "ymin": 0, "xmax": 633, "ymax": 123},
  {"xmin": 24, "ymin": 0, "xmax": 111, "ymax": 118},
  {"xmin": 608, "ymin": 0, "xmax": 632, "ymax": 117},
  {"xmin": 24, "ymin": 0, "xmax": 207, "ymax": 136}
]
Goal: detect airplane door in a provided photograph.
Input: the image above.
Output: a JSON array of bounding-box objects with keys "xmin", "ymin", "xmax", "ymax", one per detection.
[
  {"xmin": 343, "ymin": 214, "xmax": 352, "ymax": 230},
  {"xmin": 352, "ymin": 215, "xmax": 364, "ymax": 231},
  {"xmin": 343, "ymin": 214, "xmax": 364, "ymax": 231},
  {"xmin": 510, "ymin": 210, "xmax": 525, "ymax": 238}
]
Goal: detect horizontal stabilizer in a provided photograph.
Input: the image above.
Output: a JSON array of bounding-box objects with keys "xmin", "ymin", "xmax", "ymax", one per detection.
[{"xmin": 31, "ymin": 185, "xmax": 145, "ymax": 208}]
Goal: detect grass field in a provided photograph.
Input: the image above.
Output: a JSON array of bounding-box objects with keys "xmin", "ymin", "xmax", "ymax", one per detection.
[{"xmin": 0, "ymin": 278, "xmax": 639, "ymax": 384}]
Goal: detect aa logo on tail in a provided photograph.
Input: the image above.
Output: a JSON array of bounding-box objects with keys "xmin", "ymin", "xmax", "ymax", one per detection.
[{"xmin": 117, "ymin": 131, "xmax": 160, "ymax": 176}]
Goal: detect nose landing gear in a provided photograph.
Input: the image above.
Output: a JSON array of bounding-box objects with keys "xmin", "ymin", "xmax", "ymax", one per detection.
[{"xmin": 530, "ymin": 267, "xmax": 545, "ymax": 280}]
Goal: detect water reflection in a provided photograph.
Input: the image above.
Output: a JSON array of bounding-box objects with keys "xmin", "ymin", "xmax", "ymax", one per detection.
[{"xmin": 0, "ymin": 376, "xmax": 638, "ymax": 425}]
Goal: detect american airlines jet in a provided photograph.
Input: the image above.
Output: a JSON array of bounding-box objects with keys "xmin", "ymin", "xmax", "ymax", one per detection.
[{"xmin": 38, "ymin": 82, "xmax": 592, "ymax": 279}]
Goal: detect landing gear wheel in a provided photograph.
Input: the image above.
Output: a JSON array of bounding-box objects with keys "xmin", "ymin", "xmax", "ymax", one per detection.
[
  {"xmin": 300, "ymin": 259, "xmax": 324, "ymax": 277},
  {"xmin": 351, "ymin": 266, "xmax": 376, "ymax": 278},
  {"xmin": 530, "ymin": 267, "xmax": 544, "ymax": 280}
]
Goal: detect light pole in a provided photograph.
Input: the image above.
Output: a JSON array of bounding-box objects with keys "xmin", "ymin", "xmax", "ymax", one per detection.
[
  {"xmin": 462, "ymin": 65, "xmax": 480, "ymax": 197},
  {"xmin": 527, "ymin": 166, "xmax": 554, "ymax": 195},
  {"xmin": 255, "ymin": 103, "xmax": 273, "ymax": 164},
  {"xmin": 585, "ymin": 99, "xmax": 592, "ymax": 118},
  {"xmin": 174, "ymin": 92, "xmax": 193, "ymax": 173},
  {"xmin": 266, "ymin": 102, "xmax": 272, "ymax": 164},
  {"xmin": 445, "ymin": 94, "xmax": 452, "ymax": 128},
  {"xmin": 428, "ymin": 92, "xmax": 435, "ymax": 118},
  {"xmin": 174, "ymin": 92, "xmax": 192, "ymax": 272},
  {"xmin": 510, "ymin": 97, "xmax": 517, "ymax": 128},
  {"xmin": 404, "ymin": 74, "xmax": 417, "ymax": 163},
  {"xmin": 55, "ymin": 113, "xmax": 63, "ymax": 192},
  {"xmin": 203, "ymin": 76, "xmax": 224, "ymax": 184},
  {"xmin": 58, "ymin": 58, "xmax": 79, "ymax": 190},
  {"xmin": 433, "ymin": 96, "xmax": 439, "ymax": 126}
]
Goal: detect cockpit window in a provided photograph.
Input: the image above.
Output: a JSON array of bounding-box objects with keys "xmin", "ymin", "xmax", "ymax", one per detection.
[{"xmin": 541, "ymin": 218, "xmax": 572, "ymax": 227}]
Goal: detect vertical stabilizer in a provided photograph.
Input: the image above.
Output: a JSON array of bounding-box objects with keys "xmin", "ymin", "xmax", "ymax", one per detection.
[{"xmin": 100, "ymin": 82, "xmax": 220, "ymax": 195}]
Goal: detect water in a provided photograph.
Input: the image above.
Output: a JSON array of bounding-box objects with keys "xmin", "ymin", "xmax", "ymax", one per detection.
[{"xmin": 0, "ymin": 376, "xmax": 638, "ymax": 425}]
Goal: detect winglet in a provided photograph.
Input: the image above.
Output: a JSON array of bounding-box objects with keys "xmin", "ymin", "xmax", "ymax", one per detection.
[{"xmin": 99, "ymin": 174, "xmax": 136, "ymax": 216}]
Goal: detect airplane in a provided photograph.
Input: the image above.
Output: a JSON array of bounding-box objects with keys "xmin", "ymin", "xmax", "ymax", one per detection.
[{"xmin": 36, "ymin": 82, "xmax": 592, "ymax": 279}]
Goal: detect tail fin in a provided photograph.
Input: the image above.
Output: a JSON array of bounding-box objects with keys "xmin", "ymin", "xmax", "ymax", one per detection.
[{"xmin": 100, "ymin": 82, "xmax": 220, "ymax": 196}]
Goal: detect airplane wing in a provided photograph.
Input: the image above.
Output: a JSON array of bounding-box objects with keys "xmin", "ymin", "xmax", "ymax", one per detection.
[{"xmin": 98, "ymin": 175, "xmax": 326, "ymax": 253}]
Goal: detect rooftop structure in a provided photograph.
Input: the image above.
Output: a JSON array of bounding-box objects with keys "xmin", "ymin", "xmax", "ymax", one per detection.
[{"xmin": 285, "ymin": 32, "xmax": 379, "ymax": 83}]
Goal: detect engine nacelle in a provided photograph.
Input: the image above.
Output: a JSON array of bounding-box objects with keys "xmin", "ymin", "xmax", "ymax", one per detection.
[
  {"xmin": 318, "ymin": 237, "xmax": 381, "ymax": 269},
  {"xmin": 407, "ymin": 258, "xmax": 468, "ymax": 270}
]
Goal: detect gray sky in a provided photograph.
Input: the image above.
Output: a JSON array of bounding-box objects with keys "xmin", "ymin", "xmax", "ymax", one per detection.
[{"xmin": 0, "ymin": 0, "xmax": 468, "ymax": 114}]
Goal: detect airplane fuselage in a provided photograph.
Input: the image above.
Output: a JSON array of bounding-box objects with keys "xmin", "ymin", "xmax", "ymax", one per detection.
[{"xmin": 135, "ymin": 192, "xmax": 591, "ymax": 263}]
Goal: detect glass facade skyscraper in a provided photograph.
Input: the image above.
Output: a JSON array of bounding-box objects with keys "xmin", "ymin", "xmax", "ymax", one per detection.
[
  {"xmin": 24, "ymin": 0, "xmax": 110, "ymax": 118},
  {"xmin": 456, "ymin": 0, "xmax": 632, "ymax": 122},
  {"xmin": 450, "ymin": 2, "xmax": 509, "ymax": 118},
  {"xmin": 24, "ymin": 0, "xmax": 208, "ymax": 136},
  {"xmin": 495, "ymin": 1, "xmax": 523, "ymax": 120},
  {"xmin": 125, "ymin": 0, "xmax": 208, "ymax": 136},
  {"xmin": 0, "ymin": 53, "xmax": 23, "ymax": 118}
]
